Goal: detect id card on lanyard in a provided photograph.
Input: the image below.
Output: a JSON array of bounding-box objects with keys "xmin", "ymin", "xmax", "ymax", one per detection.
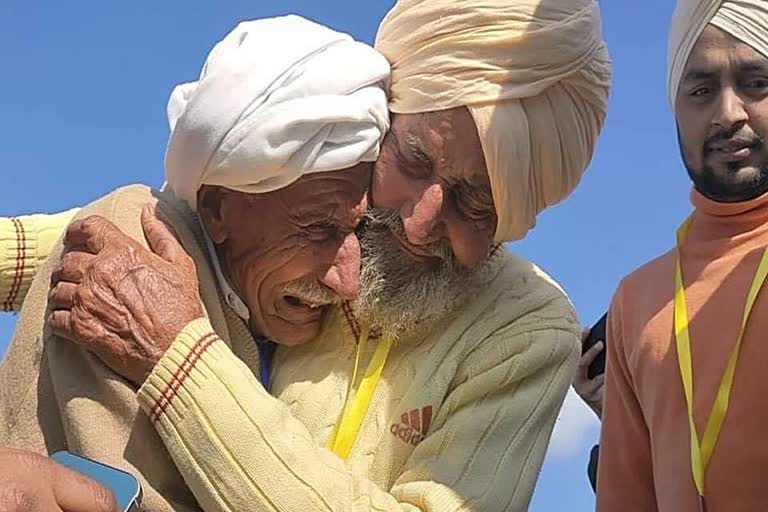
[{"xmin": 674, "ymin": 216, "xmax": 768, "ymax": 509}]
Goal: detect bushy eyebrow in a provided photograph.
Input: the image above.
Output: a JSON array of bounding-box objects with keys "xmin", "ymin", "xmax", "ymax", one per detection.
[
  {"xmin": 457, "ymin": 180, "xmax": 494, "ymax": 206},
  {"xmin": 739, "ymin": 60, "xmax": 768, "ymax": 73},
  {"xmin": 404, "ymin": 133, "xmax": 432, "ymax": 168},
  {"xmin": 291, "ymin": 202, "xmax": 363, "ymax": 231},
  {"xmin": 682, "ymin": 67, "xmax": 718, "ymax": 83},
  {"xmin": 683, "ymin": 59, "xmax": 768, "ymax": 83}
]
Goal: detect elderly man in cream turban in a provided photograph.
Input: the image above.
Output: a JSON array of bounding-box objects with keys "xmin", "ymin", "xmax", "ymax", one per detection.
[
  {"xmin": 597, "ymin": 1, "xmax": 768, "ymax": 511},
  {"xmin": 371, "ymin": 0, "xmax": 610, "ymax": 267},
  {"xmin": 0, "ymin": 2, "xmax": 611, "ymax": 511}
]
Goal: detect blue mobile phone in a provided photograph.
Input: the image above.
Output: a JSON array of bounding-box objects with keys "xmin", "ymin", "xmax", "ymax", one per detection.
[{"xmin": 50, "ymin": 450, "xmax": 142, "ymax": 512}]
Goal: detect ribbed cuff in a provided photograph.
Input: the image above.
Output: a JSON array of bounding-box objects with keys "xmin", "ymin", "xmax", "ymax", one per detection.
[
  {"xmin": 0, "ymin": 217, "xmax": 38, "ymax": 312},
  {"xmin": 0, "ymin": 208, "xmax": 79, "ymax": 312},
  {"xmin": 31, "ymin": 207, "xmax": 80, "ymax": 265},
  {"xmin": 137, "ymin": 317, "xmax": 223, "ymax": 424}
]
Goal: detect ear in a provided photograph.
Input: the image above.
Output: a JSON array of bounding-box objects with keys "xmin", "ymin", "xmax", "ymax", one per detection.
[{"xmin": 197, "ymin": 185, "xmax": 229, "ymax": 244}]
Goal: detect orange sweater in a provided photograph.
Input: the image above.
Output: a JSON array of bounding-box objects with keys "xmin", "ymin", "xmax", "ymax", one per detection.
[{"xmin": 597, "ymin": 190, "xmax": 768, "ymax": 511}]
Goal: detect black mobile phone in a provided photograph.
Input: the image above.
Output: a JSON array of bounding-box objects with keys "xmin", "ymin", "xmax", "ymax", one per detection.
[
  {"xmin": 582, "ymin": 313, "xmax": 607, "ymax": 379},
  {"xmin": 50, "ymin": 451, "xmax": 142, "ymax": 512}
]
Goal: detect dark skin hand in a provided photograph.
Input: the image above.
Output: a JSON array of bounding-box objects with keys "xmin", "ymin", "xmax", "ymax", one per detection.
[
  {"xmin": 573, "ymin": 329, "xmax": 604, "ymax": 419},
  {"xmin": 0, "ymin": 447, "xmax": 118, "ymax": 512},
  {"xmin": 48, "ymin": 206, "xmax": 203, "ymax": 386}
]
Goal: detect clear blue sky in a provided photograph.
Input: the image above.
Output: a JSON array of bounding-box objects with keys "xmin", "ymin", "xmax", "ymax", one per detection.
[{"xmin": 0, "ymin": 1, "xmax": 687, "ymax": 510}]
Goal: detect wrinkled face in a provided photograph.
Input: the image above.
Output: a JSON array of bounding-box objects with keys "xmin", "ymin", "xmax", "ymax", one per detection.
[
  {"xmin": 198, "ymin": 165, "xmax": 370, "ymax": 345},
  {"xmin": 676, "ymin": 25, "xmax": 768, "ymax": 202},
  {"xmin": 353, "ymin": 207, "xmax": 491, "ymax": 340},
  {"xmin": 371, "ymin": 107, "xmax": 498, "ymax": 267}
]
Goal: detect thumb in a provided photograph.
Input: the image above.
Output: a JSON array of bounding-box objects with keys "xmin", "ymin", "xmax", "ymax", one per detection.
[{"xmin": 141, "ymin": 204, "xmax": 186, "ymax": 264}]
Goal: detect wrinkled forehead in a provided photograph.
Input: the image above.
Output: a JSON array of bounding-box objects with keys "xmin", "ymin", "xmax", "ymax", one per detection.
[
  {"xmin": 389, "ymin": 110, "xmax": 489, "ymax": 185},
  {"xmin": 283, "ymin": 164, "xmax": 372, "ymax": 216}
]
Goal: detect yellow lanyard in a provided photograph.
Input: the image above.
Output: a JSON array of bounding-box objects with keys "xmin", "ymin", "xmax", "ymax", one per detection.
[
  {"xmin": 326, "ymin": 324, "xmax": 393, "ymax": 460},
  {"xmin": 674, "ymin": 217, "xmax": 768, "ymax": 501}
]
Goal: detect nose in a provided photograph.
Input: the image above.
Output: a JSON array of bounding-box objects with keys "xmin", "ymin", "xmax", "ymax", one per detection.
[
  {"xmin": 401, "ymin": 183, "xmax": 445, "ymax": 245},
  {"xmin": 320, "ymin": 231, "xmax": 360, "ymax": 301},
  {"xmin": 713, "ymin": 87, "xmax": 748, "ymax": 131}
]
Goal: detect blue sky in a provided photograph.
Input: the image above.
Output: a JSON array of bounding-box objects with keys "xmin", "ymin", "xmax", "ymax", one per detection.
[{"xmin": 0, "ymin": 1, "xmax": 687, "ymax": 510}]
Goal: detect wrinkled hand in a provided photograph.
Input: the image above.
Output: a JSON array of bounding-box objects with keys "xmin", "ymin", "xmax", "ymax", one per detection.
[
  {"xmin": 48, "ymin": 206, "xmax": 204, "ymax": 386},
  {"xmin": 0, "ymin": 447, "xmax": 118, "ymax": 512},
  {"xmin": 573, "ymin": 328, "xmax": 605, "ymax": 418}
]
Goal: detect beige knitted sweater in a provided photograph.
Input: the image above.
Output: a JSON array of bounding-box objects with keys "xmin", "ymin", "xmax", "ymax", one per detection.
[{"xmin": 0, "ymin": 185, "xmax": 579, "ymax": 511}]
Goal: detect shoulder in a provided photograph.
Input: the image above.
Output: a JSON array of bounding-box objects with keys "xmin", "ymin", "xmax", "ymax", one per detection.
[
  {"xmin": 616, "ymin": 248, "xmax": 676, "ymax": 302},
  {"xmin": 468, "ymin": 250, "xmax": 579, "ymax": 338},
  {"xmin": 449, "ymin": 250, "xmax": 580, "ymax": 379},
  {"xmin": 72, "ymin": 185, "xmax": 200, "ymax": 251},
  {"xmin": 609, "ymin": 247, "xmax": 676, "ymax": 341},
  {"xmin": 72, "ymin": 185, "xmax": 157, "ymax": 243}
]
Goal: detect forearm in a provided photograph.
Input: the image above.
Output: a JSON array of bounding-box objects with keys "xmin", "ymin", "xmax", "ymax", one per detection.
[
  {"xmin": 137, "ymin": 318, "xmax": 401, "ymax": 512},
  {"xmin": 138, "ymin": 318, "xmax": 579, "ymax": 512},
  {"xmin": 0, "ymin": 208, "xmax": 79, "ymax": 311}
]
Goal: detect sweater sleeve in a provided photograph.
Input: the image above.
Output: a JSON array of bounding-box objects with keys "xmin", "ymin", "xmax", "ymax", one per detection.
[
  {"xmin": 137, "ymin": 316, "xmax": 579, "ymax": 512},
  {"xmin": 0, "ymin": 208, "xmax": 80, "ymax": 312},
  {"xmin": 596, "ymin": 286, "xmax": 658, "ymax": 511}
]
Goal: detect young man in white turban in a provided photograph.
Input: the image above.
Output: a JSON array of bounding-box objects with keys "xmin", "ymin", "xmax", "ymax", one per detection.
[
  {"xmin": 0, "ymin": 1, "xmax": 612, "ymax": 510},
  {"xmin": 597, "ymin": 1, "xmax": 768, "ymax": 510}
]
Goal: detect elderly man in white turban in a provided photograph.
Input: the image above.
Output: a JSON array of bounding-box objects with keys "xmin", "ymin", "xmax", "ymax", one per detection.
[
  {"xmin": 0, "ymin": 2, "xmax": 612, "ymax": 511},
  {"xmin": 0, "ymin": 15, "xmax": 388, "ymax": 511},
  {"xmin": 597, "ymin": 1, "xmax": 768, "ymax": 510}
]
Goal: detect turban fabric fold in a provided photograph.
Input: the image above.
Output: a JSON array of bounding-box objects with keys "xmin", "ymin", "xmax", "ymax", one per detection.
[
  {"xmin": 165, "ymin": 15, "xmax": 391, "ymax": 210},
  {"xmin": 668, "ymin": 0, "xmax": 768, "ymax": 108},
  {"xmin": 376, "ymin": 0, "xmax": 611, "ymax": 242}
]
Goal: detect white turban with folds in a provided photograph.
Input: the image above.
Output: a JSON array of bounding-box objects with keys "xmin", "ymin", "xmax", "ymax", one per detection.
[
  {"xmin": 375, "ymin": 0, "xmax": 611, "ymax": 242},
  {"xmin": 668, "ymin": 0, "xmax": 768, "ymax": 108},
  {"xmin": 165, "ymin": 15, "xmax": 390, "ymax": 210}
]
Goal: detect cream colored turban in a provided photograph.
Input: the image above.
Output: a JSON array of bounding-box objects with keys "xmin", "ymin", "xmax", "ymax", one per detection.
[
  {"xmin": 375, "ymin": 0, "xmax": 611, "ymax": 242},
  {"xmin": 165, "ymin": 16, "xmax": 390, "ymax": 210},
  {"xmin": 668, "ymin": 0, "xmax": 768, "ymax": 108}
]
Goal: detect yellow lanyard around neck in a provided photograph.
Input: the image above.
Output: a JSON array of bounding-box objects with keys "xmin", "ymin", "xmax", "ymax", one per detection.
[
  {"xmin": 327, "ymin": 323, "xmax": 393, "ymax": 460},
  {"xmin": 674, "ymin": 216, "xmax": 768, "ymax": 499}
]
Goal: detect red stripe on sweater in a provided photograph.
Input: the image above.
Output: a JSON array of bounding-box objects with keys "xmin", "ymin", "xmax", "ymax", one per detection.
[
  {"xmin": 149, "ymin": 332, "xmax": 218, "ymax": 423},
  {"xmin": 3, "ymin": 218, "xmax": 26, "ymax": 312},
  {"xmin": 341, "ymin": 301, "xmax": 360, "ymax": 341}
]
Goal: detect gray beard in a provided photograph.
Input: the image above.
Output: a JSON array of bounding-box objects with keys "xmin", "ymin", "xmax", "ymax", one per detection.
[{"xmin": 352, "ymin": 208, "xmax": 493, "ymax": 340}]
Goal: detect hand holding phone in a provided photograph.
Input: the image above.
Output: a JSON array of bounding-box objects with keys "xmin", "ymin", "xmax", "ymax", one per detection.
[
  {"xmin": 582, "ymin": 313, "xmax": 607, "ymax": 379},
  {"xmin": 0, "ymin": 447, "xmax": 119, "ymax": 512},
  {"xmin": 51, "ymin": 451, "xmax": 142, "ymax": 512}
]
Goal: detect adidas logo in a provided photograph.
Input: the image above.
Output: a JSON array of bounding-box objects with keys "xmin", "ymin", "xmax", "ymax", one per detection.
[{"xmin": 390, "ymin": 406, "xmax": 432, "ymax": 447}]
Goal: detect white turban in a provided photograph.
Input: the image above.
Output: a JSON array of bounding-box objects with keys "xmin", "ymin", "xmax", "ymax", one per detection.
[
  {"xmin": 165, "ymin": 16, "xmax": 390, "ymax": 210},
  {"xmin": 668, "ymin": 0, "xmax": 768, "ymax": 108},
  {"xmin": 375, "ymin": 0, "xmax": 611, "ymax": 242}
]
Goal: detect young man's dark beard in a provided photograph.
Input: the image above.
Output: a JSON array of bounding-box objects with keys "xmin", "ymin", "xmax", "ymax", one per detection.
[
  {"xmin": 678, "ymin": 132, "xmax": 768, "ymax": 203},
  {"xmin": 685, "ymin": 159, "xmax": 768, "ymax": 203},
  {"xmin": 352, "ymin": 208, "xmax": 490, "ymax": 340}
]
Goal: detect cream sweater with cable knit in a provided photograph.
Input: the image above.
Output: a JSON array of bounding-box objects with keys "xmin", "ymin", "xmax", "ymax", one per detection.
[{"xmin": 0, "ymin": 186, "xmax": 579, "ymax": 511}]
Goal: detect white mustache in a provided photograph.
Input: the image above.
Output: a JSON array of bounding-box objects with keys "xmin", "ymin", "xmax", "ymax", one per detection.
[{"xmin": 282, "ymin": 280, "xmax": 339, "ymax": 307}]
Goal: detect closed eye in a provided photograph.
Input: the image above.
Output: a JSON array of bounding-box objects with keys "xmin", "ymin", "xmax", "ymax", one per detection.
[{"xmin": 304, "ymin": 222, "xmax": 338, "ymax": 241}]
